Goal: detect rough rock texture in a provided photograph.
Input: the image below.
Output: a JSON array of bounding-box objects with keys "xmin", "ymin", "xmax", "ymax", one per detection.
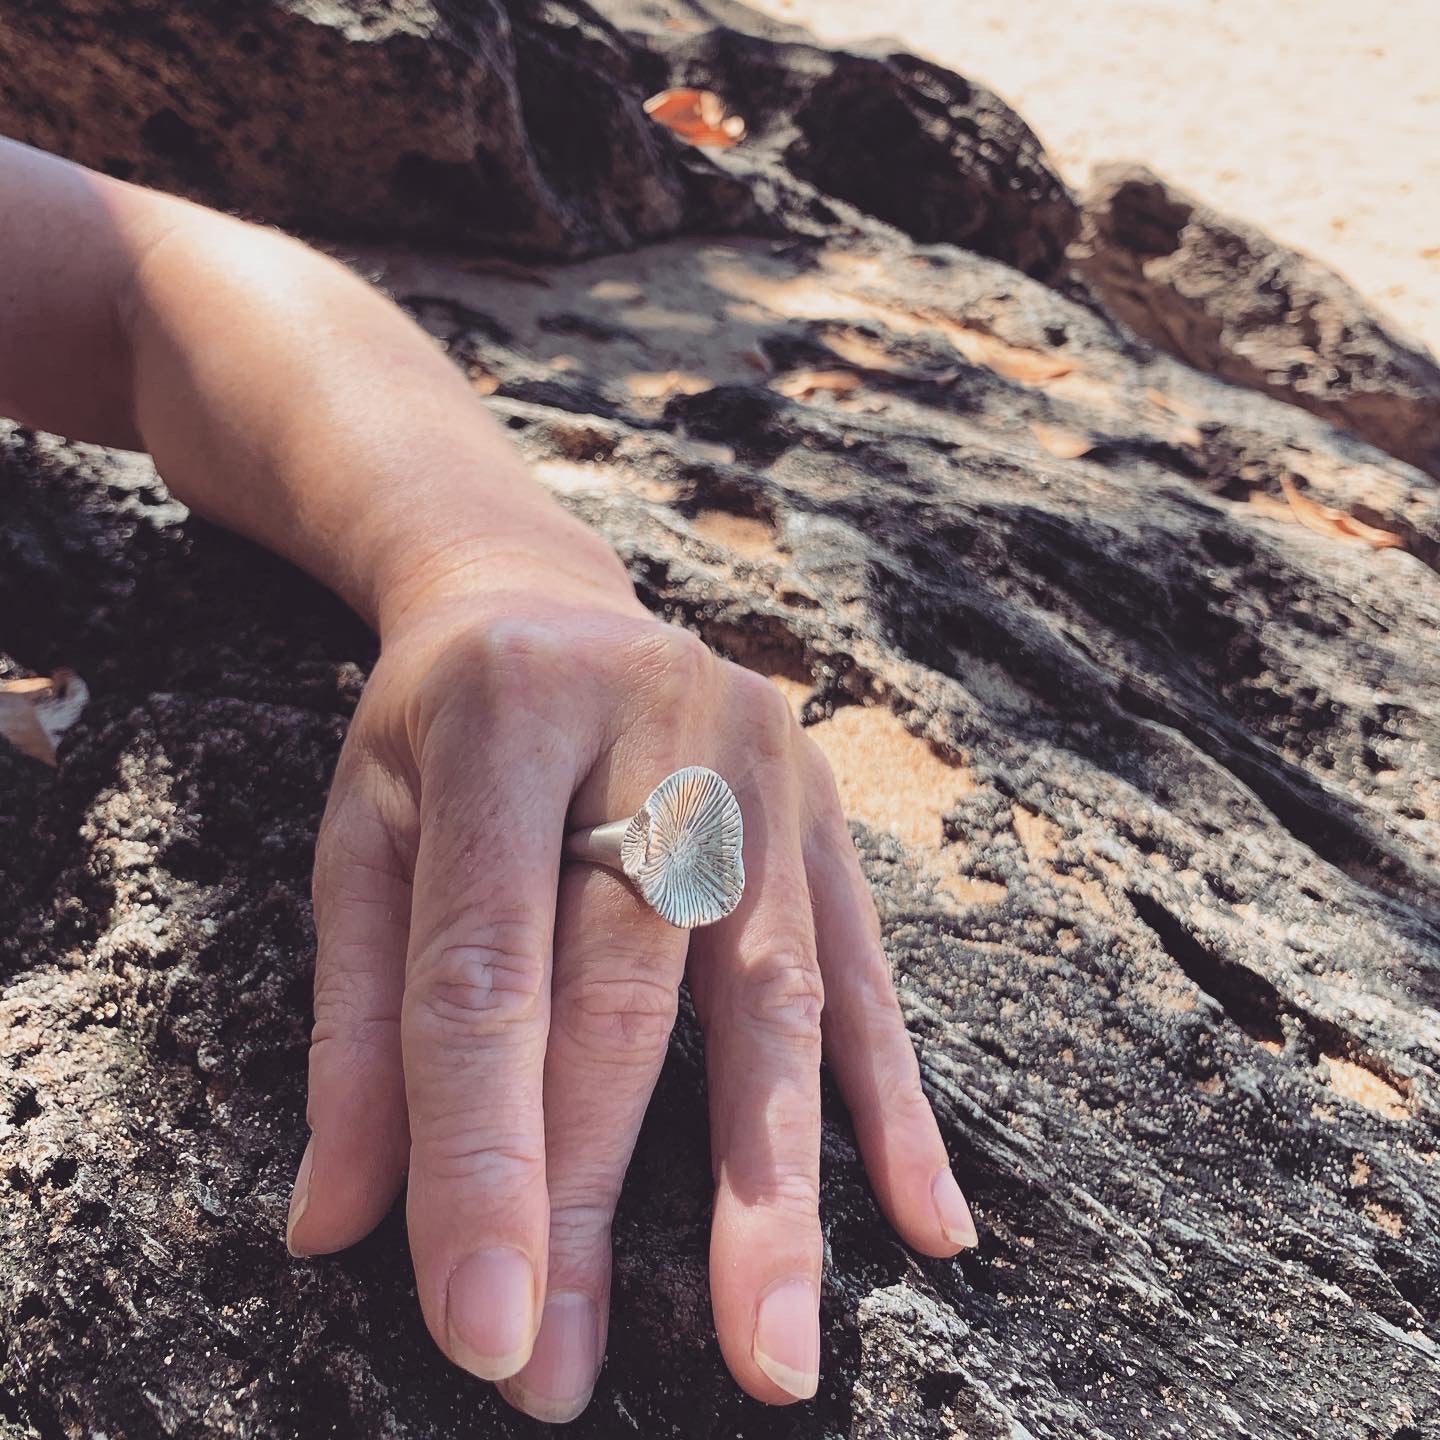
[
  {"xmin": 602, "ymin": 0, "xmax": 1078, "ymax": 278},
  {"xmin": 1075, "ymin": 163, "xmax": 1440, "ymax": 481},
  {"xmin": 0, "ymin": 0, "xmax": 1074, "ymax": 273},
  {"xmin": 0, "ymin": 0, "xmax": 705, "ymax": 257},
  {"xmin": 4, "ymin": 6, "xmax": 1440, "ymax": 1440}
]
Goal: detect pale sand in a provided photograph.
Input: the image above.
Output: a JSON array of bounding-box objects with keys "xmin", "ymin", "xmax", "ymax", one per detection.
[{"xmin": 749, "ymin": 0, "xmax": 1440, "ymax": 356}]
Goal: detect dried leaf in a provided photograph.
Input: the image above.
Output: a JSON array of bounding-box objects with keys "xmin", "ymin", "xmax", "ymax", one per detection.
[
  {"xmin": 1280, "ymin": 475, "xmax": 1404, "ymax": 549},
  {"xmin": 643, "ymin": 88, "xmax": 746, "ymax": 148},
  {"xmin": 0, "ymin": 669, "xmax": 89, "ymax": 766},
  {"xmin": 1031, "ymin": 423, "xmax": 1096, "ymax": 459},
  {"xmin": 773, "ymin": 369, "xmax": 862, "ymax": 400}
]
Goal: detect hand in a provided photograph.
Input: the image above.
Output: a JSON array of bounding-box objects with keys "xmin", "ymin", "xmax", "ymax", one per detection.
[{"xmin": 284, "ymin": 536, "xmax": 977, "ymax": 1422}]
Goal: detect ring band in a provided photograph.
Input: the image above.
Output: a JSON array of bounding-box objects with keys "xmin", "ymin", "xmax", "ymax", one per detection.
[{"xmin": 564, "ymin": 766, "xmax": 745, "ymax": 929}]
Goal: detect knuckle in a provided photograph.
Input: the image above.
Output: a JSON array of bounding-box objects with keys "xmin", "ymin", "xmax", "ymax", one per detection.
[
  {"xmin": 475, "ymin": 617, "xmax": 565, "ymax": 688},
  {"xmin": 796, "ymin": 731, "xmax": 841, "ymax": 799},
  {"xmin": 547, "ymin": 1199, "xmax": 614, "ymax": 1251},
  {"xmin": 408, "ymin": 920, "xmax": 549, "ymax": 1046},
  {"xmin": 738, "ymin": 950, "xmax": 825, "ymax": 1043},
  {"xmin": 750, "ymin": 1166, "xmax": 823, "ymax": 1222},
  {"xmin": 637, "ymin": 625, "xmax": 712, "ymax": 719},
  {"xmin": 729, "ymin": 666, "xmax": 797, "ymax": 761},
  {"xmin": 412, "ymin": 1116, "xmax": 546, "ymax": 1186},
  {"xmin": 555, "ymin": 969, "xmax": 679, "ymax": 1056},
  {"xmin": 409, "ymin": 620, "xmax": 564, "ymax": 753},
  {"xmin": 310, "ymin": 964, "xmax": 400, "ymax": 1065},
  {"xmin": 313, "ymin": 812, "xmax": 410, "ymax": 922}
]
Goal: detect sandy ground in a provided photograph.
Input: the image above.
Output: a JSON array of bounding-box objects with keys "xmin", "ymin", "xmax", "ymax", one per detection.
[{"xmin": 749, "ymin": 0, "xmax": 1440, "ymax": 357}]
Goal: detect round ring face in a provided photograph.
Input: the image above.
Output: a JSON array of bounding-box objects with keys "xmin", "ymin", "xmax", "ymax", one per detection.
[{"xmin": 619, "ymin": 766, "xmax": 745, "ymax": 928}]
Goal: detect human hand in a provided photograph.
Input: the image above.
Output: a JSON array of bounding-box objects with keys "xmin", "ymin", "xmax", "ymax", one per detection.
[
  {"xmin": 0, "ymin": 141, "xmax": 970, "ymax": 1411},
  {"xmin": 283, "ymin": 531, "xmax": 977, "ymax": 1422}
]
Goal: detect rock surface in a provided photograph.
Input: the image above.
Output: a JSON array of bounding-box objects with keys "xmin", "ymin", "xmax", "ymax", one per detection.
[
  {"xmin": 1075, "ymin": 163, "xmax": 1440, "ymax": 482},
  {"xmin": 3, "ymin": 5, "xmax": 1440, "ymax": 1440},
  {"xmin": 0, "ymin": 0, "xmax": 1074, "ymax": 273}
]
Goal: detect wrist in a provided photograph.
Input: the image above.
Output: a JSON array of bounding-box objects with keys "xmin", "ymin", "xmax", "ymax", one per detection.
[{"xmin": 369, "ymin": 494, "xmax": 642, "ymax": 643}]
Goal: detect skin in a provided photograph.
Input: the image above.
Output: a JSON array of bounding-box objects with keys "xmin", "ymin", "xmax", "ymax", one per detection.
[{"xmin": 0, "ymin": 137, "xmax": 977, "ymax": 1421}]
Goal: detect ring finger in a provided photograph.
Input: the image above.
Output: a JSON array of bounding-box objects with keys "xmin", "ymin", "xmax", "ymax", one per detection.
[{"xmin": 689, "ymin": 670, "xmax": 824, "ymax": 1404}]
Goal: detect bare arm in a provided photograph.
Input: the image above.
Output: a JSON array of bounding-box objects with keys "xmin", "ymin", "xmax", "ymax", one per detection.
[{"xmin": 0, "ymin": 135, "xmax": 618, "ymax": 627}]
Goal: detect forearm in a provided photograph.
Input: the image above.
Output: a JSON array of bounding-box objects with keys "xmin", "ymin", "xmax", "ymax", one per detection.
[{"xmin": 0, "ymin": 138, "xmax": 630, "ymax": 631}]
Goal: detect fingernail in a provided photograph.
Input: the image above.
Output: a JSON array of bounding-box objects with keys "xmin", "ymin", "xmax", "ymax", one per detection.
[
  {"xmin": 285, "ymin": 1138, "xmax": 315, "ymax": 1257},
  {"xmin": 446, "ymin": 1247, "xmax": 537, "ymax": 1381},
  {"xmin": 931, "ymin": 1168, "xmax": 979, "ymax": 1249},
  {"xmin": 498, "ymin": 1291, "xmax": 600, "ymax": 1423},
  {"xmin": 753, "ymin": 1277, "xmax": 819, "ymax": 1400}
]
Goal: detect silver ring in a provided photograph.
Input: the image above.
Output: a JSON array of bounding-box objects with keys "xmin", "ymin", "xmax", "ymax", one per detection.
[{"xmin": 564, "ymin": 766, "xmax": 745, "ymax": 929}]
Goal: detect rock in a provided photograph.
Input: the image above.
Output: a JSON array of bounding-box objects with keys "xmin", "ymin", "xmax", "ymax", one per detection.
[
  {"xmin": 3, "ymin": 6, "xmax": 1440, "ymax": 1438},
  {"xmin": 600, "ymin": 0, "xmax": 1078, "ymax": 278},
  {"xmin": 1074, "ymin": 162, "xmax": 1440, "ymax": 481},
  {"xmin": 0, "ymin": 0, "xmax": 710, "ymax": 258},
  {"xmin": 4, "ymin": 218, "xmax": 1440, "ymax": 1436},
  {"xmin": 0, "ymin": 0, "xmax": 1074, "ymax": 273}
]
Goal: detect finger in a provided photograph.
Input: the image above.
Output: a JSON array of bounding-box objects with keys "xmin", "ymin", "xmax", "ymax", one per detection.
[
  {"xmin": 689, "ymin": 673, "xmax": 824, "ymax": 1405},
  {"xmin": 402, "ymin": 634, "xmax": 586, "ymax": 1383},
  {"xmin": 498, "ymin": 864, "xmax": 689, "ymax": 1423},
  {"xmin": 287, "ymin": 756, "xmax": 413, "ymax": 1257},
  {"xmin": 800, "ymin": 741, "xmax": 977, "ymax": 1256}
]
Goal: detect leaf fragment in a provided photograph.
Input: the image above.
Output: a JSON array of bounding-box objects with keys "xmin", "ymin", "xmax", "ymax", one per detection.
[
  {"xmin": 0, "ymin": 668, "xmax": 89, "ymax": 766},
  {"xmin": 1279, "ymin": 475, "xmax": 1404, "ymax": 549},
  {"xmin": 643, "ymin": 88, "xmax": 746, "ymax": 148}
]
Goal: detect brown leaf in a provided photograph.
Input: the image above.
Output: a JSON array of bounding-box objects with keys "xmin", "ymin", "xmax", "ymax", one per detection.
[
  {"xmin": 1031, "ymin": 423, "xmax": 1096, "ymax": 459},
  {"xmin": 773, "ymin": 369, "xmax": 862, "ymax": 400},
  {"xmin": 0, "ymin": 669, "xmax": 89, "ymax": 766},
  {"xmin": 1279, "ymin": 475, "xmax": 1404, "ymax": 549},
  {"xmin": 643, "ymin": 88, "xmax": 746, "ymax": 148}
]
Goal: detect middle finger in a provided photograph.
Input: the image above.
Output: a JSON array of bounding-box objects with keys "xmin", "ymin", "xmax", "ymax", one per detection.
[{"xmin": 498, "ymin": 862, "xmax": 689, "ymax": 1422}]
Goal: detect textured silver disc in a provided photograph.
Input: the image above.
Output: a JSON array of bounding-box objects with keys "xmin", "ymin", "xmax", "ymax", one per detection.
[{"xmin": 565, "ymin": 766, "xmax": 745, "ymax": 929}]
